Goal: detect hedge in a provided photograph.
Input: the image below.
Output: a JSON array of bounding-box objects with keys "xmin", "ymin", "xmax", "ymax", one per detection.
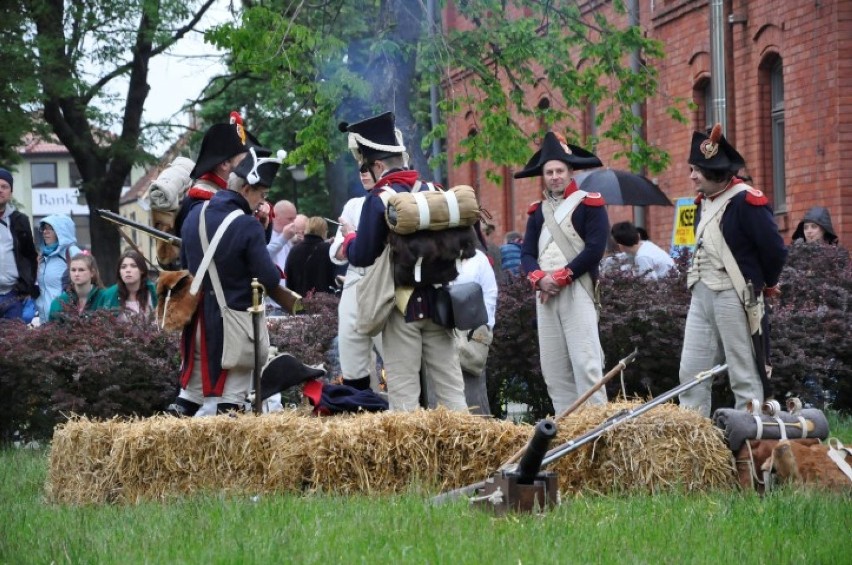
[{"xmin": 2, "ymin": 243, "xmax": 848, "ymax": 441}]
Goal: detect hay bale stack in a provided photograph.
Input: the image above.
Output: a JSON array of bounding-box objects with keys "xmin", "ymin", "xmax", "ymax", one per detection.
[
  {"xmin": 46, "ymin": 403, "xmax": 735, "ymax": 505},
  {"xmin": 47, "ymin": 412, "xmax": 318, "ymax": 504},
  {"xmin": 547, "ymin": 401, "xmax": 736, "ymax": 493},
  {"xmin": 307, "ymin": 409, "xmax": 530, "ymax": 494}
]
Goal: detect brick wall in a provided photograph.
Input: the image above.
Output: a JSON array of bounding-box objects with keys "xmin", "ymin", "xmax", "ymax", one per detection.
[{"xmin": 444, "ymin": 0, "xmax": 851, "ymax": 248}]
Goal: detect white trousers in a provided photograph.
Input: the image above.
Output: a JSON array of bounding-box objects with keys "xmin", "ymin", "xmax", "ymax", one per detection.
[
  {"xmin": 536, "ymin": 283, "xmax": 607, "ymax": 414},
  {"xmin": 382, "ymin": 309, "xmax": 467, "ymax": 412},
  {"xmin": 678, "ymin": 282, "xmax": 763, "ymax": 417},
  {"xmin": 337, "ymin": 268, "xmax": 383, "ymax": 386},
  {"xmin": 178, "ymin": 323, "xmax": 253, "ymax": 412}
]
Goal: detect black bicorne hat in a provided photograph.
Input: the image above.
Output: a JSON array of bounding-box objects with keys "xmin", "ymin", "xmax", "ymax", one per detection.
[
  {"xmin": 233, "ymin": 146, "xmax": 287, "ymax": 187},
  {"xmin": 338, "ymin": 111, "xmax": 407, "ymax": 165},
  {"xmin": 190, "ymin": 112, "xmax": 261, "ymax": 179},
  {"xmin": 688, "ymin": 123, "xmax": 746, "ymax": 172},
  {"xmin": 513, "ymin": 132, "xmax": 603, "ymax": 179}
]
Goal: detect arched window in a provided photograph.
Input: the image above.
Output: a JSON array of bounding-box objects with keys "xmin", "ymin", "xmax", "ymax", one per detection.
[
  {"xmin": 693, "ymin": 76, "xmax": 712, "ymax": 131},
  {"xmin": 467, "ymin": 127, "xmax": 480, "ymax": 196},
  {"xmin": 769, "ymin": 59, "xmax": 786, "ymax": 210}
]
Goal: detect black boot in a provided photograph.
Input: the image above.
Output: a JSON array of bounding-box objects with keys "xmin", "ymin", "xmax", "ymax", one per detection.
[
  {"xmin": 344, "ymin": 376, "xmax": 371, "ymax": 391},
  {"xmin": 216, "ymin": 403, "xmax": 241, "ymax": 415},
  {"xmin": 165, "ymin": 398, "xmax": 201, "ymax": 417}
]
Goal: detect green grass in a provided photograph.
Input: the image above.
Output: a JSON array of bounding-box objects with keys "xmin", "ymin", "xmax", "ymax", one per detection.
[{"xmin": 2, "ymin": 437, "xmax": 850, "ymax": 565}]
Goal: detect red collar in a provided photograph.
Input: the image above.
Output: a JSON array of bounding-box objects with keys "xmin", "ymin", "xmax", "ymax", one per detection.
[
  {"xmin": 561, "ymin": 178, "xmax": 580, "ymax": 199},
  {"xmin": 199, "ymin": 173, "xmax": 228, "ymax": 189},
  {"xmin": 373, "ymin": 170, "xmax": 420, "ymax": 190}
]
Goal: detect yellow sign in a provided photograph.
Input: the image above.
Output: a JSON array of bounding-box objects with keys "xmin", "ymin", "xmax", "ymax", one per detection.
[{"xmin": 671, "ymin": 197, "xmax": 697, "ymax": 249}]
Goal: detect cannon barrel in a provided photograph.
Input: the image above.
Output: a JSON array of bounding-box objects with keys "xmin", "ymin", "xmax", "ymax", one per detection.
[{"xmin": 516, "ymin": 419, "xmax": 557, "ymax": 484}]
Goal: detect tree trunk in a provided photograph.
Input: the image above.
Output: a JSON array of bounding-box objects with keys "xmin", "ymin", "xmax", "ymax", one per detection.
[
  {"xmin": 86, "ymin": 184, "xmax": 123, "ymax": 286},
  {"xmin": 370, "ymin": 0, "xmax": 430, "ymax": 177}
]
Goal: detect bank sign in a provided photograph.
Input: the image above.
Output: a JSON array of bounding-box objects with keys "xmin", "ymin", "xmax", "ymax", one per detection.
[{"xmin": 32, "ymin": 187, "xmax": 129, "ymax": 216}]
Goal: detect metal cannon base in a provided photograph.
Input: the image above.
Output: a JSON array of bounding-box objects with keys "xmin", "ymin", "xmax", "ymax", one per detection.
[{"xmin": 470, "ymin": 470, "xmax": 559, "ymax": 515}]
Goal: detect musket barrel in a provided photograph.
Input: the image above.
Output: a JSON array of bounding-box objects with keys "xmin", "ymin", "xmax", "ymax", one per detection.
[
  {"xmin": 541, "ymin": 364, "xmax": 728, "ymax": 467},
  {"xmin": 96, "ymin": 209, "xmax": 182, "ymax": 246}
]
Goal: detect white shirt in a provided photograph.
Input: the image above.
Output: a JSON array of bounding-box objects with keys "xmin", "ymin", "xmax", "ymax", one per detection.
[
  {"xmin": 267, "ymin": 231, "xmax": 294, "ymax": 274},
  {"xmin": 329, "ymin": 196, "xmax": 367, "ymax": 266},
  {"xmin": 454, "ymin": 250, "xmax": 498, "ymax": 329},
  {"xmin": 635, "ymin": 240, "xmax": 675, "ymax": 279}
]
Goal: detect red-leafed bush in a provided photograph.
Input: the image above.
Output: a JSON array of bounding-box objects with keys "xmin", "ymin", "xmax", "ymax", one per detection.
[
  {"xmin": 487, "ymin": 244, "xmax": 851, "ymax": 419},
  {"xmin": 0, "ymin": 311, "xmax": 180, "ymax": 441}
]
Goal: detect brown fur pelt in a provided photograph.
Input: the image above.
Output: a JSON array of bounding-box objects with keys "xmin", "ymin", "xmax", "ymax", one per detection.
[
  {"xmin": 762, "ymin": 439, "xmax": 852, "ymax": 491},
  {"xmin": 156, "ymin": 270, "xmax": 198, "ymax": 332},
  {"xmin": 390, "ymin": 226, "xmax": 479, "ymax": 287},
  {"xmin": 152, "ymin": 210, "xmax": 180, "ymax": 266},
  {"xmin": 735, "ymin": 438, "xmax": 821, "ymax": 493}
]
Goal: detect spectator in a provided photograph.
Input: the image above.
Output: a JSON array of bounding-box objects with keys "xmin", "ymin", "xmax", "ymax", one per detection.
[
  {"xmin": 267, "ymin": 200, "xmax": 306, "ymax": 273},
  {"xmin": 330, "ymin": 165, "xmax": 384, "ymax": 391},
  {"xmin": 453, "ymin": 248, "xmax": 498, "ymax": 415},
  {"xmin": 285, "ymin": 216, "xmax": 337, "ymax": 296},
  {"xmin": 610, "ymin": 221, "xmax": 675, "ymax": 279},
  {"xmin": 0, "ymin": 167, "xmax": 38, "ymax": 321},
  {"xmin": 516, "ymin": 131, "xmax": 609, "ymax": 414},
  {"xmin": 482, "ymin": 223, "xmax": 503, "ymax": 283},
  {"xmin": 48, "ymin": 253, "xmax": 104, "ymax": 321},
  {"xmin": 635, "ymin": 226, "xmax": 649, "ymax": 241},
  {"xmin": 97, "ymin": 249, "xmax": 157, "ymax": 320},
  {"xmin": 500, "ymin": 231, "xmax": 523, "ymax": 276},
  {"xmin": 35, "ymin": 214, "xmax": 82, "ymax": 323},
  {"xmin": 791, "ymin": 206, "xmax": 838, "ymax": 245}
]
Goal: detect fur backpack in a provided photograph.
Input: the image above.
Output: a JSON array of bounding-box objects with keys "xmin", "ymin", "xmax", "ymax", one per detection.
[
  {"xmin": 389, "ymin": 226, "xmax": 479, "ymax": 287},
  {"xmin": 156, "ymin": 270, "xmax": 198, "ymax": 332}
]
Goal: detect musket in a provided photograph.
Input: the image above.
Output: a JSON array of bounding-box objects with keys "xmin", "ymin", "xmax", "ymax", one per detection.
[
  {"xmin": 540, "ymin": 364, "xmax": 728, "ymax": 465},
  {"xmin": 97, "ymin": 209, "xmax": 181, "ymax": 247},
  {"xmin": 432, "ymin": 363, "xmax": 729, "ymax": 506}
]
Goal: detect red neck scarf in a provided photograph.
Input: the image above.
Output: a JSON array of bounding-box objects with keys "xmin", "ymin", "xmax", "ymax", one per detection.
[
  {"xmin": 373, "ymin": 170, "xmax": 420, "ymax": 191},
  {"xmin": 186, "ymin": 173, "xmax": 228, "ymax": 200}
]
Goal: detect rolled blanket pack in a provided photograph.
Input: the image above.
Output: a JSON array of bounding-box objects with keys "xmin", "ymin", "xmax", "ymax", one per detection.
[
  {"xmin": 145, "ymin": 156, "xmax": 195, "ymax": 212},
  {"xmin": 385, "ymin": 185, "xmax": 480, "ymax": 235},
  {"xmin": 713, "ymin": 407, "xmax": 830, "ymax": 451}
]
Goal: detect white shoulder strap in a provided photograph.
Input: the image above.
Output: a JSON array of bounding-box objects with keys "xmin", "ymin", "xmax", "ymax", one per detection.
[{"xmin": 189, "ymin": 202, "xmax": 244, "ymax": 296}]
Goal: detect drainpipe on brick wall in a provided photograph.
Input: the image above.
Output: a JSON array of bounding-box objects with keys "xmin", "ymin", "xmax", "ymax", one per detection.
[
  {"xmin": 427, "ymin": 0, "xmax": 443, "ymax": 184},
  {"xmin": 710, "ymin": 0, "xmax": 728, "ymax": 133},
  {"xmin": 629, "ymin": 0, "xmax": 646, "ymax": 229}
]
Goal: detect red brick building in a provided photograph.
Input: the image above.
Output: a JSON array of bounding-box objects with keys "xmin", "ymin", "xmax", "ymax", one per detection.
[{"xmin": 443, "ymin": 0, "xmax": 851, "ymax": 249}]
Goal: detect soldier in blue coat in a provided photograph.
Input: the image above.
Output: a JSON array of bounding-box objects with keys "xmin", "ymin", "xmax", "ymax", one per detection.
[
  {"xmin": 678, "ymin": 124, "xmax": 787, "ymax": 416},
  {"xmin": 516, "ymin": 132, "xmax": 610, "ymax": 414},
  {"xmin": 338, "ymin": 112, "xmax": 476, "ymax": 411},
  {"xmin": 168, "ymin": 147, "xmax": 284, "ymax": 416}
]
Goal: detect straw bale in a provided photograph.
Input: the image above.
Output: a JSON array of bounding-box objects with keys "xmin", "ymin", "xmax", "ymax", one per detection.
[
  {"xmin": 547, "ymin": 401, "xmax": 737, "ymax": 494},
  {"xmin": 46, "ymin": 402, "xmax": 735, "ymax": 505},
  {"xmin": 47, "ymin": 411, "xmax": 320, "ymax": 504},
  {"xmin": 307, "ymin": 408, "xmax": 530, "ymax": 494}
]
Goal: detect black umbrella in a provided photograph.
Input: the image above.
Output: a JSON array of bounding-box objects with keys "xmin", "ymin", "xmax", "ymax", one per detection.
[{"xmin": 576, "ymin": 169, "xmax": 672, "ymax": 206}]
